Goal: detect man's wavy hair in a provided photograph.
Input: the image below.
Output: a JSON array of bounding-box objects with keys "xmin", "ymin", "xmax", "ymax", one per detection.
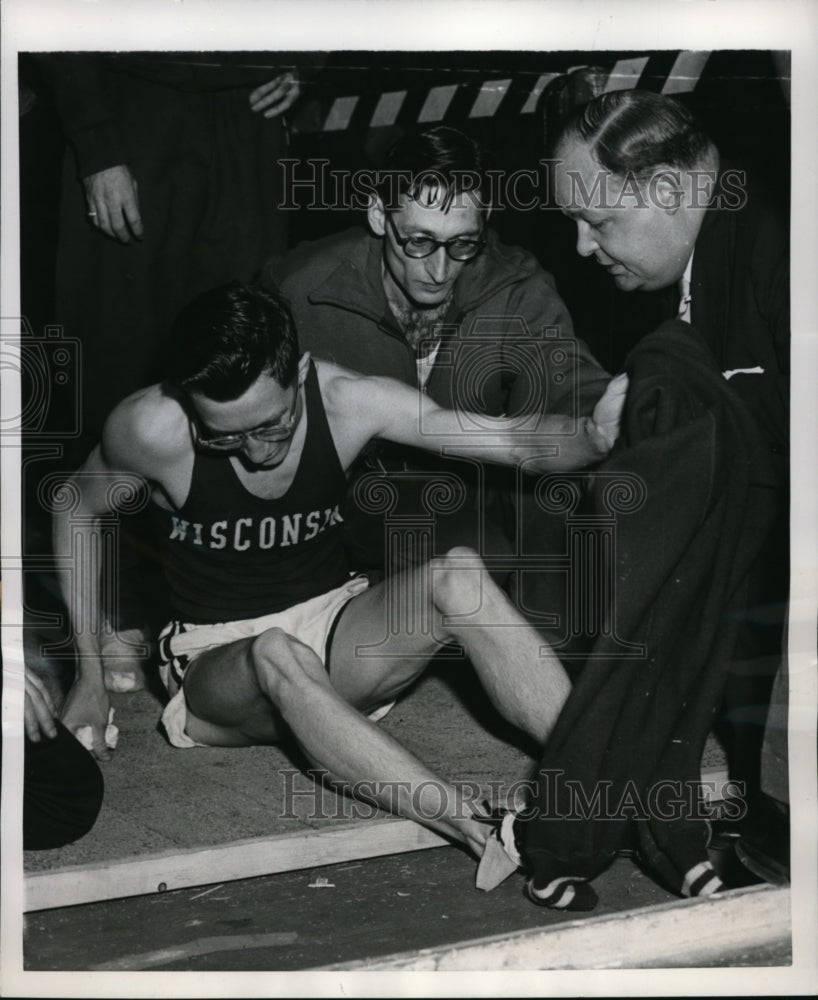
[
  {"xmin": 556, "ymin": 90, "xmax": 715, "ymax": 181},
  {"xmin": 164, "ymin": 281, "xmax": 299, "ymax": 401},
  {"xmin": 375, "ymin": 125, "xmax": 489, "ymax": 212}
]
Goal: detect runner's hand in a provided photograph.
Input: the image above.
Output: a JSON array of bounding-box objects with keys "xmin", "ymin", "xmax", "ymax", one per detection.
[
  {"xmin": 60, "ymin": 676, "xmax": 113, "ymax": 761},
  {"xmin": 589, "ymin": 373, "xmax": 629, "ymax": 453}
]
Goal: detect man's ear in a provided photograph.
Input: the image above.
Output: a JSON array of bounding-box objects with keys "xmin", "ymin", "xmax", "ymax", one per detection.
[
  {"xmin": 650, "ymin": 168, "xmax": 685, "ymax": 214},
  {"xmin": 367, "ymin": 195, "xmax": 387, "ymax": 237},
  {"xmin": 297, "ymin": 351, "xmax": 312, "ymax": 381}
]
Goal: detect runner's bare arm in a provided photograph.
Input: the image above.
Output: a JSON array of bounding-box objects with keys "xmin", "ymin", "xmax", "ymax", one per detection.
[
  {"xmin": 52, "ymin": 390, "xmax": 184, "ymax": 759},
  {"xmin": 327, "ymin": 367, "xmax": 628, "ymax": 472}
]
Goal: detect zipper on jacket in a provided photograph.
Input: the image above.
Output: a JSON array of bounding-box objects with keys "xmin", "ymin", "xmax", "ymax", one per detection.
[{"xmin": 377, "ymin": 316, "xmax": 418, "ymax": 387}]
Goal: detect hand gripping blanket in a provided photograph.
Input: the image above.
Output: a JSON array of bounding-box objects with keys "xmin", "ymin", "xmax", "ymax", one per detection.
[{"xmin": 519, "ymin": 320, "xmax": 780, "ymax": 909}]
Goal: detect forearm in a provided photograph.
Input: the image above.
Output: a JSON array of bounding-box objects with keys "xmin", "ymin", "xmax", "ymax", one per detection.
[
  {"xmin": 503, "ymin": 413, "xmax": 610, "ymax": 472},
  {"xmin": 433, "ymin": 411, "xmax": 610, "ymax": 474},
  {"xmin": 364, "ymin": 369, "xmax": 625, "ymax": 474},
  {"xmin": 52, "ymin": 504, "xmax": 116, "ymax": 758},
  {"xmin": 52, "ymin": 509, "xmax": 106, "ymax": 679}
]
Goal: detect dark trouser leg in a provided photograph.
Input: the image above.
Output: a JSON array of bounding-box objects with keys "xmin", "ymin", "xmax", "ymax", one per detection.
[
  {"xmin": 718, "ymin": 513, "xmax": 788, "ymax": 814},
  {"xmin": 761, "ymin": 656, "xmax": 789, "ymax": 805}
]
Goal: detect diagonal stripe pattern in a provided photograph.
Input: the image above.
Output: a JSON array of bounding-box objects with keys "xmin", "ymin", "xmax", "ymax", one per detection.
[{"xmin": 310, "ymin": 52, "xmax": 713, "ymax": 132}]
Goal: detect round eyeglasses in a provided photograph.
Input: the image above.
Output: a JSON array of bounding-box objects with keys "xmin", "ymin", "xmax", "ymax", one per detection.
[
  {"xmin": 386, "ymin": 214, "xmax": 486, "ymax": 261},
  {"xmin": 193, "ymin": 384, "xmax": 301, "ymax": 451}
]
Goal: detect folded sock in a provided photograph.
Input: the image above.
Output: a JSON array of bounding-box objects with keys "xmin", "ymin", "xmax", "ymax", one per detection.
[
  {"xmin": 474, "ymin": 807, "xmax": 524, "ymax": 892},
  {"xmin": 499, "ymin": 811, "xmax": 523, "ymax": 867}
]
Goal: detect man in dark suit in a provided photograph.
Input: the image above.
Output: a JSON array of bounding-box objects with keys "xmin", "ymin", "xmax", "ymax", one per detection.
[{"xmin": 551, "ymin": 89, "xmax": 790, "ymax": 882}]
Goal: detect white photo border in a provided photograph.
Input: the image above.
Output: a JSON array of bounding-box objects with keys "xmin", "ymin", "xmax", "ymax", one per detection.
[{"xmin": 2, "ymin": 0, "xmax": 816, "ymax": 996}]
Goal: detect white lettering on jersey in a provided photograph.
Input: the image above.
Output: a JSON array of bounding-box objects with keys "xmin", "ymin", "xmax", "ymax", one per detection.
[
  {"xmin": 304, "ymin": 510, "xmax": 321, "ymax": 541},
  {"xmin": 210, "ymin": 520, "xmax": 227, "ymax": 549},
  {"xmin": 259, "ymin": 516, "xmax": 276, "ymax": 549},
  {"xmin": 169, "ymin": 516, "xmax": 189, "ymax": 541},
  {"xmin": 234, "ymin": 517, "xmax": 252, "ymax": 551},
  {"xmin": 281, "ymin": 513, "xmax": 302, "ymax": 547},
  {"xmin": 167, "ymin": 508, "xmax": 340, "ymax": 551},
  {"xmin": 319, "ymin": 505, "xmax": 343, "ymax": 533}
]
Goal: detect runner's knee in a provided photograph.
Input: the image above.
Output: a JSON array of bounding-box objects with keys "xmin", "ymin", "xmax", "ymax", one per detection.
[
  {"xmin": 249, "ymin": 627, "xmax": 326, "ymax": 700},
  {"xmin": 433, "ymin": 546, "xmax": 486, "ymax": 615}
]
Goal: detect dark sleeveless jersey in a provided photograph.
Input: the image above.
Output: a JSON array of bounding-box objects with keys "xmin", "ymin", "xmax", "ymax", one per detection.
[{"xmin": 149, "ymin": 361, "xmax": 351, "ymax": 624}]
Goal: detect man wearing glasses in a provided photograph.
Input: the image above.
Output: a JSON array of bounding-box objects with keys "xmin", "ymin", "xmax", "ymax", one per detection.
[
  {"xmin": 52, "ymin": 280, "xmax": 625, "ymax": 884},
  {"xmin": 266, "ymin": 125, "xmax": 611, "ymax": 575}
]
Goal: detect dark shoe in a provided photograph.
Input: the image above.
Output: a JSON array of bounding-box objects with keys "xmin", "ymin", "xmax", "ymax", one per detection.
[
  {"xmin": 734, "ymin": 801, "xmax": 790, "ymax": 886},
  {"xmin": 735, "ymin": 829, "xmax": 790, "ymax": 886},
  {"xmin": 706, "ymin": 820, "xmax": 764, "ymax": 888}
]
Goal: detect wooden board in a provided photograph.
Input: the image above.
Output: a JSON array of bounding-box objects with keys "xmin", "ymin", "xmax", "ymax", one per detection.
[
  {"xmin": 24, "ymin": 767, "xmax": 733, "ymax": 913},
  {"xmin": 319, "ymin": 884, "xmax": 791, "ymax": 970},
  {"xmin": 25, "ymin": 817, "xmax": 448, "ymax": 913}
]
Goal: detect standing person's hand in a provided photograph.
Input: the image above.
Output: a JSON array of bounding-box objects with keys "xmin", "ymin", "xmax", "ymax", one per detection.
[
  {"xmin": 24, "ymin": 672, "xmax": 58, "ymax": 743},
  {"xmin": 83, "ymin": 164, "xmax": 143, "ymax": 243},
  {"xmin": 249, "ymin": 72, "xmax": 300, "ymax": 118}
]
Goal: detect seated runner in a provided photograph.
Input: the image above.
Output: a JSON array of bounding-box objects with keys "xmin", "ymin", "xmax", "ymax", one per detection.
[{"xmin": 53, "ymin": 280, "xmax": 626, "ymax": 869}]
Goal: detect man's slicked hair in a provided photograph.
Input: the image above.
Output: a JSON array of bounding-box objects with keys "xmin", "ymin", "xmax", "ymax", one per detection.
[
  {"xmin": 556, "ymin": 90, "xmax": 714, "ymax": 180},
  {"xmin": 164, "ymin": 281, "xmax": 299, "ymax": 401},
  {"xmin": 376, "ymin": 125, "xmax": 489, "ymax": 211}
]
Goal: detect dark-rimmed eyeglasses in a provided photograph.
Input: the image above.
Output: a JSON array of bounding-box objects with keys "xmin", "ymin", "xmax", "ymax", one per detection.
[
  {"xmin": 386, "ymin": 214, "xmax": 486, "ymax": 261},
  {"xmin": 193, "ymin": 383, "xmax": 301, "ymax": 451}
]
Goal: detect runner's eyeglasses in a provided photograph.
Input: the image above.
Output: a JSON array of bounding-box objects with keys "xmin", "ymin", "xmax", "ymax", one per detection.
[{"xmin": 193, "ymin": 384, "xmax": 301, "ymax": 451}]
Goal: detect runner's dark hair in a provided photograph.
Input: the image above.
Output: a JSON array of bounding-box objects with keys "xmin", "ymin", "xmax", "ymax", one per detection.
[{"xmin": 165, "ymin": 281, "xmax": 299, "ymax": 401}]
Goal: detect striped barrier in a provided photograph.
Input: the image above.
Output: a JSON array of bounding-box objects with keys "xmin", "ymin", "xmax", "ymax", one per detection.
[{"xmin": 310, "ymin": 51, "xmax": 714, "ymax": 133}]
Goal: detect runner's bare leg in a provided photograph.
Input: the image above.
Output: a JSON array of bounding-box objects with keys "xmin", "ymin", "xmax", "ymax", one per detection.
[
  {"xmin": 330, "ymin": 546, "xmax": 571, "ymax": 742},
  {"xmin": 182, "ymin": 547, "xmax": 570, "ymax": 856},
  {"xmin": 182, "ymin": 625, "xmax": 488, "ymax": 854}
]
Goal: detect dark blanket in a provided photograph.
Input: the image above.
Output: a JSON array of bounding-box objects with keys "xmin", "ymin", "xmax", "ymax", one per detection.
[{"xmin": 520, "ymin": 320, "xmax": 780, "ymax": 902}]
